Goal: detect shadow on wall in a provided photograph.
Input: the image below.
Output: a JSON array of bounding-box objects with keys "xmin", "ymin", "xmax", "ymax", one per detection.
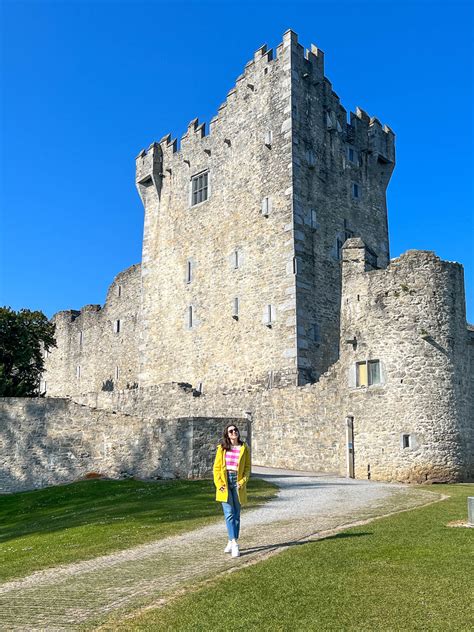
[{"xmin": 0, "ymin": 399, "xmax": 246, "ymax": 494}]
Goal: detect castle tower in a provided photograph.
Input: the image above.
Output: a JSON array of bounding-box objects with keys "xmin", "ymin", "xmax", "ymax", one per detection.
[{"xmin": 135, "ymin": 30, "xmax": 395, "ymax": 391}]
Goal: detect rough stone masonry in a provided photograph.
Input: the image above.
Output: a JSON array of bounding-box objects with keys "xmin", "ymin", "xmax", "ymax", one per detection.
[{"xmin": 1, "ymin": 30, "xmax": 472, "ymax": 491}]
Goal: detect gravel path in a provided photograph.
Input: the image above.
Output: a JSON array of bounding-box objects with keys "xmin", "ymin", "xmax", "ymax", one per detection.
[{"xmin": 0, "ymin": 468, "xmax": 441, "ymax": 630}]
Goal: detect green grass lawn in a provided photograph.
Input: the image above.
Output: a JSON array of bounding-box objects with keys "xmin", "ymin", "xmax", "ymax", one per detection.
[
  {"xmin": 112, "ymin": 484, "xmax": 474, "ymax": 632},
  {"xmin": 0, "ymin": 477, "xmax": 277, "ymax": 582}
]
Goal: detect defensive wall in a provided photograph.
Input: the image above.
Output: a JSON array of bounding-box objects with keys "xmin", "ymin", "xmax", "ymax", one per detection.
[{"xmin": 0, "ymin": 397, "xmax": 248, "ymax": 493}]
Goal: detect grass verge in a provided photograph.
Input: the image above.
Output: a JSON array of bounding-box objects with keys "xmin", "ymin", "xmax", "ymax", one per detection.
[
  {"xmin": 0, "ymin": 477, "xmax": 277, "ymax": 582},
  {"xmin": 110, "ymin": 483, "xmax": 474, "ymax": 632}
]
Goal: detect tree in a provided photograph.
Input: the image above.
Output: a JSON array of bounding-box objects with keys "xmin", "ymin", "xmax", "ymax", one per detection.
[{"xmin": 0, "ymin": 307, "xmax": 56, "ymax": 397}]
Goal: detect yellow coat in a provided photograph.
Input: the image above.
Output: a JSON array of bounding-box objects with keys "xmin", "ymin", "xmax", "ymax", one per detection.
[{"xmin": 213, "ymin": 443, "xmax": 251, "ymax": 504}]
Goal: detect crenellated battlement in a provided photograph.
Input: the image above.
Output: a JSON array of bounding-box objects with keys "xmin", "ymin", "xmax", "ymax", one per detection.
[{"xmin": 134, "ymin": 30, "xmax": 330, "ymax": 164}]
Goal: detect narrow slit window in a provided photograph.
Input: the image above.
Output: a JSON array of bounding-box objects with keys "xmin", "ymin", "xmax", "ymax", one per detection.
[
  {"xmin": 234, "ymin": 250, "xmax": 240, "ymax": 269},
  {"xmin": 78, "ymin": 331, "xmax": 83, "ymax": 346},
  {"xmin": 191, "ymin": 171, "xmax": 209, "ymax": 206},
  {"xmin": 402, "ymin": 434, "xmax": 411, "ymax": 449},
  {"xmin": 261, "ymin": 197, "xmax": 271, "ymax": 217},
  {"xmin": 188, "ymin": 305, "xmax": 193, "ymax": 328},
  {"xmin": 115, "ymin": 366, "xmax": 119, "ymax": 380},
  {"xmin": 292, "ymin": 257, "xmax": 298, "ymax": 274},
  {"xmin": 352, "ymin": 182, "xmax": 360, "ymax": 199},
  {"xmin": 336, "ymin": 237, "xmax": 344, "ymax": 260},
  {"xmin": 266, "ymin": 304, "xmax": 274, "ymax": 326},
  {"xmin": 264, "ymin": 130, "xmax": 273, "ymax": 147},
  {"xmin": 233, "ymin": 297, "xmax": 239, "ymax": 319},
  {"xmin": 117, "ymin": 285, "xmax": 122, "ymax": 298},
  {"xmin": 186, "ymin": 260, "xmax": 192, "ymax": 283},
  {"xmin": 310, "ymin": 209, "xmax": 317, "ymax": 229},
  {"xmin": 114, "ymin": 319, "xmax": 121, "ymax": 334},
  {"xmin": 76, "ymin": 365, "xmax": 81, "ymax": 378}
]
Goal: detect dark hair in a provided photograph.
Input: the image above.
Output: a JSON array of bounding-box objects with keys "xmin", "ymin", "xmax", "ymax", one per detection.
[{"xmin": 220, "ymin": 423, "xmax": 243, "ymax": 451}]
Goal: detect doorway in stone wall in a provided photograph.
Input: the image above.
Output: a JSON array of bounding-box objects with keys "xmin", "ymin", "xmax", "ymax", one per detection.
[{"xmin": 346, "ymin": 416, "xmax": 355, "ymax": 478}]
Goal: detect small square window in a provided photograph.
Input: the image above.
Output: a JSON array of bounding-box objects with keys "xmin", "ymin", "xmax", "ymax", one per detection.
[
  {"xmin": 356, "ymin": 360, "xmax": 381, "ymax": 387},
  {"xmin": 191, "ymin": 171, "xmax": 209, "ymax": 206}
]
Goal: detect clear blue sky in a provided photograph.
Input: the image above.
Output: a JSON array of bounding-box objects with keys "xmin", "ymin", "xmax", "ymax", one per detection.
[{"xmin": 1, "ymin": 0, "xmax": 473, "ymax": 320}]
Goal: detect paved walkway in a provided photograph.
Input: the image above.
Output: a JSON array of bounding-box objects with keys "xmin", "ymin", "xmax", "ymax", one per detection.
[{"xmin": 0, "ymin": 468, "xmax": 441, "ymax": 630}]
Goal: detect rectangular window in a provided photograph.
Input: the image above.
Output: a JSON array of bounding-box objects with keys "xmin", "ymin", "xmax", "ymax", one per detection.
[
  {"xmin": 368, "ymin": 359, "xmax": 381, "ymax": 385},
  {"xmin": 402, "ymin": 434, "xmax": 411, "ymax": 449},
  {"xmin": 352, "ymin": 183, "xmax": 360, "ymax": 199},
  {"xmin": 114, "ymin": 319, "xmax": 121, "ymax": 334},
  {"xmin": 261, "ymin": 197, "xmax": 272, "ymax": 217},
  {"xmin": 264, "ymin": 130, "xmax": 273, "ymax": 147},
  {"xmin": 311, "ymin": 323, "xmax": 320, "ymax": 343},
  {"xmin": 266, "ymin": 304, "xmax": 273, "ymax": 326},
  {"xmin": 356, "ymin": 360, "xmax": 381, "ymax": 387},
  {"xmin": 347, "ymin": 146, "xmax": 358, "ymax": 163},
  {"xmin": 186, "ymin": 259, "xmax": 192, "ymax": 283},
  {"xmin": 233, "ymin": 297, "xmax": 239, "ymax": 319},
  {"xmin": 191, "ymin": 171, "xmax": 209, "ymax": 206}
]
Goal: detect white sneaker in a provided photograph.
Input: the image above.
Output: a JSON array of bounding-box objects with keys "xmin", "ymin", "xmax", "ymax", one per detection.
[
  {"xmin": 231, "ymin": 542, "xmax": 240, "ymax": 558},
  {"xmin": 224, "ymin": 541, "xmax": 232, "ymax": 554}
]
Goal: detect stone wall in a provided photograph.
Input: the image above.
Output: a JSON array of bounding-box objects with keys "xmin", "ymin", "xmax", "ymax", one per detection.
[
  {"xmin": 136, "ymin": 32, "xmax": 298, "ymax": 393},
  {"xmin": 289, "ymin": 31, "xmax": 394, "ymax": 384},
  {"xmin": 70, "ymin": 246, "xmax": 473, "ymax": 484},
  {"xmin": 43, "ymin": 264, "xmax": 141, "ymax": 397},
  {"xmin": 339, "ymin": 242, "xmax": 473, "ymax": 482},
  {"xmin": 0, "ymin": 397, "xmax": 247, "ymax": 493}
]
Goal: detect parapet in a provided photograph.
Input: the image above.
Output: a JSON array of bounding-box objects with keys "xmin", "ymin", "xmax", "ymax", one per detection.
[
  {"xmin": 348, "ymin": 107, "xmax": 395, "ymax": 165},
  {"xmin": 135, "ymin": 142, "xmax": 163, "ymax": 186}
]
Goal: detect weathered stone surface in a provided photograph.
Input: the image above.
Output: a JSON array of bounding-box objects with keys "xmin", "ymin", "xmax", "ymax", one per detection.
[{"xmin": 0, "ymin": 398, "xmax": 248, "ymax": 493}]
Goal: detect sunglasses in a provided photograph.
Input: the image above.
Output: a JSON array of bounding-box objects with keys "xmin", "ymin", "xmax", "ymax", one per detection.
[{"xmin": 228, "ymin": 428, "xmax": 239, "ymax": 434}]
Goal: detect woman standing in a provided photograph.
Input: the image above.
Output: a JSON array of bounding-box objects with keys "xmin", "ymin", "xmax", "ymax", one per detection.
[{"xmin": 213, "ymin": 423, "xmax": 251, "ymax": 558}]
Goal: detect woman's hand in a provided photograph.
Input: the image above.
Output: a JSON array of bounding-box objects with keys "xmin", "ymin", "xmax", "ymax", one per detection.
[{"xmin": 219, "ymin": 485, "xmax": 226, "ymax": 492}]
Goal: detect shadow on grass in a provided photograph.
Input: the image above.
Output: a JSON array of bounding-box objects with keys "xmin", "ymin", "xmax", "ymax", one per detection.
[
  {"xmin": 0, "ymin": 478, "xmax": 274, "ymax": 543},
  {"xmin": 240, "ymin": 531, "xmax": 372, "ymax": 556}
]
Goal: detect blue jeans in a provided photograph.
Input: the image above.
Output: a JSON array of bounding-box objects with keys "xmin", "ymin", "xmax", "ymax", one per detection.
[{"xmin": 221, "ymin": 471, "xmax": 241, "ymax": 540}]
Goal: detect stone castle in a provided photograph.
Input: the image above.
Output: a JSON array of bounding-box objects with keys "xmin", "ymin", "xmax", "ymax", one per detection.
[{"xmin": 2, "ymin": 30, "xmax": 472, "ymax": 492}]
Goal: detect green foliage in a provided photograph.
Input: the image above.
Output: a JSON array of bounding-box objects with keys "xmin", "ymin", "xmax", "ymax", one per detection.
[
  {"xmin": 0, "ymin": 477, "xmax": 277, "ymax": 582},
  {"xmin": 0, "ymin": 306, "xmax": 56, "ymax": 396},
  {"xmin": 119, "ymin": 484, "xmax": 474, "ymax": 632}
]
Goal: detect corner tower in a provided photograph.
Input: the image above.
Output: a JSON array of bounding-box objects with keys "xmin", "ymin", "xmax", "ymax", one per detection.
[{"xmin": 136, "ymin": 30, "xmax": 395, "ymax": 391}]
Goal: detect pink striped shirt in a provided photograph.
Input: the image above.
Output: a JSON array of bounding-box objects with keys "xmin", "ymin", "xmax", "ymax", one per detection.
[{"xmin": 225, "ymin": 445, "xmax": 241, "ymax": 471}]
